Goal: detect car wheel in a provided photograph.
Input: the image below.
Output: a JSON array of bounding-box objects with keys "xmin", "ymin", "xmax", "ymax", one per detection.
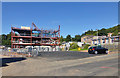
[
  {"xmin": 105, "ymin": 51, "xmax": 108, "ymax": 54},
  {"xmin": 95, "ymin": 51, "xmax": 98, "ymax": 54},
  {"xmin": 88, "ymin": 52, "xmax": 91, "ymax": 54}
]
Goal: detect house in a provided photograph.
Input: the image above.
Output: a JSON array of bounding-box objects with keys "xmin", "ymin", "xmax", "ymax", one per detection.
[
  {"xmin": 91, "ymin": 33, "xmax": 120, "ymax": 45},
  {"xmin": 81, "ymin": 32, "xmax": 120, "ymax": 46},
  {"xmin": 81, "ymin": 35, "xmax": 94, "ymax": 44}
]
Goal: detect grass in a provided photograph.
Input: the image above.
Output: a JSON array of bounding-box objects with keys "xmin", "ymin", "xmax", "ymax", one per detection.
[
  {"xmin": 108, "ymin": 49, "xmax": 118, "ymax": 52},
  {"xmin": 81, "ymin": 48, "xmax": 88, "ymax": 50},
  {"xmin": 69, "ymin": 49, "xmax": 78, "ymax": 51},
  {"xmin": 70, "ymin": 48, "xmax": 88, "ymax": 51}
]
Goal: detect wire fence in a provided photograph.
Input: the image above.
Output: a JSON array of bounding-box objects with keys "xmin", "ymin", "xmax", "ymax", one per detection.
[
  {"xmin": 2, "ymin": 49, "xmax": 30, "ymax": 57},
  {"xmin": 1, "ymin": 46, "xmax": 62, "ymax": 57}
]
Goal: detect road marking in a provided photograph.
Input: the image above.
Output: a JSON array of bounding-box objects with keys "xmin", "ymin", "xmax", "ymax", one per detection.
[{"xmin": 100, "ymin": 66, "xmax": 116, "ymax": 69}]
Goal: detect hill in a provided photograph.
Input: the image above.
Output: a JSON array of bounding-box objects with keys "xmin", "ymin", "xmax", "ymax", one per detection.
[{"xmin": 81, "ymin": 25, "xmax": 120, "ymax": 37}]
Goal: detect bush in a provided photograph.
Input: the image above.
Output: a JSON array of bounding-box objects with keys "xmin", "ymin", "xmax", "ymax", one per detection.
[
  {"xmin": 70, "ymin": 43, "xmax": 79, "ymax": 50},
  {"xmin": 83, "ymin": 44, "xmax": 90, "ymax": 49}
]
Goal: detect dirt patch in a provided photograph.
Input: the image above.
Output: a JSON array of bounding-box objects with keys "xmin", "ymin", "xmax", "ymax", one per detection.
[
  {"xmin": 0, "ymin": 54, "xmax": 11, "ymax": 58},
  {"xmin": 79, "ymin": 50, "xmax": 88, "ymax": 52},
  {"xmin": 109, "ymin": 51, "xmax": 119, "ymax": 54}
]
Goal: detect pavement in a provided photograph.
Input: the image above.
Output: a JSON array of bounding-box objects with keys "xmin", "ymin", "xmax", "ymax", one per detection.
[{"xmin": 1, "ymin": 51, "xmax": 119, "ymax": 76}]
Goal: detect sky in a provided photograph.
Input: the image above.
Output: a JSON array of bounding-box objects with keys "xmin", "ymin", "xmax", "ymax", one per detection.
[{"xmin": 2, "ymin": 2, "xmax": 118, "ymax": 37}]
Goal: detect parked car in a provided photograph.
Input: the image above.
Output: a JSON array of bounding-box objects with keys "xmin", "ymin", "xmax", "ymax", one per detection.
[{"xmin": 88, "ymin": 46, "xmax": 108, "ymax": 54}]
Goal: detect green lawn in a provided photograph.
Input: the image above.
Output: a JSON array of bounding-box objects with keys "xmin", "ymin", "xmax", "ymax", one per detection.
[
  {"xmin": 81, "ymin": 48, "xmax": 88, "ymax": 50},
  {"xmin": 70, "ymin": 48, "xmax": 88, "ymax": 51},
  {"xmin": 70, "ymin": 49, "xmax": 78, "ymax": 51}
]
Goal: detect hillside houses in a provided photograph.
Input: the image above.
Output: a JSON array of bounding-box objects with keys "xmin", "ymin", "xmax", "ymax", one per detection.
[{"xmin": 81, "ymin": 33, "xmax": 120, "ymax": 46}]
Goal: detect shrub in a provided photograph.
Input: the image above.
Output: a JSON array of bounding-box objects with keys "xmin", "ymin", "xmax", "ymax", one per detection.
[
  {"xmin": 83, "ymin": 44, "xmax": 90, "ymax": 49},
  {"xmin": 70, "ymin": 43, "xmax": 79, "ymax": 50}
]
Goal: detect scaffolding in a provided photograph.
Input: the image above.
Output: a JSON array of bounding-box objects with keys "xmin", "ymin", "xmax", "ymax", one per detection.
[{"xmin": 11, "ymin": 22, "xmax": 60, "ymax": 48}]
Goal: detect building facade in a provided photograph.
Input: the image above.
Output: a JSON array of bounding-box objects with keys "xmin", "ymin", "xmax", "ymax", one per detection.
[
  {"xmin": 91, "ymin": 33, "xmax": 120, "ymax": 45},
  {"xmin": 81, "ymin": 35, "xmax": 94, "ymax": 44},
  {"xmin": 81, "ymin": 33, "xmax": 120, "ymax": 46}
]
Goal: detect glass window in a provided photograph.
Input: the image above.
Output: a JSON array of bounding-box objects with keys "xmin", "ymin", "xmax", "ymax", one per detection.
[
  {"xmin": 98, "ymin": 39, "xmax": 100, "ymax": 44},
  {"xmin": 102, "ymin": 39, "xmax": 105, "ymax": 43},
  {"xmin": 116, "ymin": 37, "xmax": 119, "ymax": 40},
  {"xmin": 89, "ymin": 47, "xmax": 92, "ymax": 49},
  {"xmin": 92, "ymin": 41, "xmax": 94, "ymax": 44},
  {"xmin": 84, "ymin": 38, "xmax": 86, "ymax": 41},
  {"xmin": 111, "ymin": 38, "xmax": 114, "ymax": 43}
]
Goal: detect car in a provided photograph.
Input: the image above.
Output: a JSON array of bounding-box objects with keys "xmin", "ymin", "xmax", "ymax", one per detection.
[{"xmin": 88, "ymin": 46, "xmax": 109, "ymax": 54}]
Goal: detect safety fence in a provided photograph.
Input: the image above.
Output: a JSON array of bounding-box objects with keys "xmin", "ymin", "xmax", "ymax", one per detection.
[
  {"xmin": 2, "ymin": 50, "xmax": 32, "ymax": 57},
  {"xmin": 1, "ymin": 48, "xmax": 36, "ymax": 57},
  {"xmin": 1, "ymin": 46, "xmax": 63, "ymax": 57},
  {"xmin": 2, "ymin": 51, "xmax": 29, "ymax": 57}
]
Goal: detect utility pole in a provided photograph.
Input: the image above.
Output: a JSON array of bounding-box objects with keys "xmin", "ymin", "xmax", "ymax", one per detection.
[
  {"xmin": 96, "ymin": 29, "xmax": 98, "ymax": 45},
  {"xmin": 41, "ymin": 28, "xmax": 43, "ymax": 43}
]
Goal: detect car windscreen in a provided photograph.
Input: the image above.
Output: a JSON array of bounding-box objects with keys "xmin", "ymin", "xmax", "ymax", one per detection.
[
  {"xmin": 89, "ymin": 47, "xmax": 92, "ymax": 49},
  {"xmin": 93, "ymin": 47, "xmax": 97, "ymax": 49}
]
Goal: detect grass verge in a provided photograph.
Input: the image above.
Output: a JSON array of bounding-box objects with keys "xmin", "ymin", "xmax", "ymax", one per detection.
[{"xmin": 70, "ymin": 48, "xmax": 88, "ymax": 51}]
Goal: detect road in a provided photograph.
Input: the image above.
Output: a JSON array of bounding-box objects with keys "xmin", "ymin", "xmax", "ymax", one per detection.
[{"xmin": 1, "ymin": 51, "xmax": 119, "ymax": 76}]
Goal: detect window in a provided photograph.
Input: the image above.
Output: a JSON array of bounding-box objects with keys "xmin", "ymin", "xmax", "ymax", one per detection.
[
  {"xmin": 98, "ymin": 39, "xmax": 100, "ymax": 44},
  {"xmin": 110, "ymin": 34, "xmax": 112, "ymax": 37},
  {"xmin": 116, "ymin": 37, "xmax": 119, "ymax": 40},
  {"xmin": 93, "ymin": 41, "xmax": 94, "ymax": 44},
  {"xmin": 111, "ymin": 38, "xmax": 114, "ymax": 43},
  {"xmin": 89, "ymin": 47, "xmax": 92, "ymax": 49},
  {"xmin": 106, "ymin": 38, "xmax": 109, "ymax": 43},
  {"xmin": 84, "ymin": 38, "xmax": 86, "ymax": 41},
  {"xmin": 102, "ymin": 39, "xmax": 105, "ymax": 43},
  {"xmin": 95, "ymin": 40, "xmax": 97, "ymax": 44}
]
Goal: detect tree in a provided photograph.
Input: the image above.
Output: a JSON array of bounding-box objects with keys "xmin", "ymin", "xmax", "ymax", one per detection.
[
  {"xmin": 1, "ymin": 32, "xmax": 11, "ymax": 46},
  {"xmin": 69, "ymin": 43, "xmax": 79, "ymax": 50},
  {"xmin": 81, "ymin": 25, "xmax": 120, "ymax": 37},
  {"xmin": 60, "ymin": 35, "xmax": 64, "ymax": 43},
  {"xmin": 98, "ymin": 28, "xmax": 107, "ymax": 36},
  {"xmin": 2, "ymin": 34, "xmax": 7, "ymax": 40},
  {"xmin": 65, "ymin": 35, "xmax": 71, "ymax": 42},
  {"xmin": 71, "ymin": 38, "xmax": 75, "ymax": 41},
  {"xmin": 74, "ymin": 35, "xmax": 81, "ymax": 42}
]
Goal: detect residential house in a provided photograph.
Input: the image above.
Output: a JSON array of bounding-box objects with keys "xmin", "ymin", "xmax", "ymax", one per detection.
[
  {"xmin": 81, "ymin": 35, "xmax": 94, "ymax": 44},
  {"xmin": 91, "ymin": 33, "xmax": 120, "ymax": 45},
  {"xmin": 81, "ymin": 33, "xmax": 120, "ymax": 46}
]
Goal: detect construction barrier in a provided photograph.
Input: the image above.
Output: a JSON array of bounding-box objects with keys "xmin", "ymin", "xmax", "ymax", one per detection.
[
  {"xmin": 2, "ymin": 51, "xmax": 32, "ymax": 57},
  {"xmin": 1, "ymin": 45, "xmax": 62, "ymax": 58}
]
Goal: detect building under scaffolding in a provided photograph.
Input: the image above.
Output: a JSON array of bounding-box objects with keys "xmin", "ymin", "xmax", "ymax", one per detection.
[{"xmin": 11, "ymin": 22, "xmax": 60, "ymax": 49}]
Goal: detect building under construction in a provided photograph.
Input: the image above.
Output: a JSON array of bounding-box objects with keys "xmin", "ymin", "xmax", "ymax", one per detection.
[{"xmin": 11, "ymin": 22, "xmax": 60, "ymax": 49}]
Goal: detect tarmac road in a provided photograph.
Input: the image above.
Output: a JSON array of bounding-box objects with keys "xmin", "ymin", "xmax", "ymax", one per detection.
[
  {"xmin": 37, "ymin": 51, "xmax": 103, "ymax": 61},
  {"xmin": 2, "ymin": 51, "xmax": 119, "ymax": 76}
]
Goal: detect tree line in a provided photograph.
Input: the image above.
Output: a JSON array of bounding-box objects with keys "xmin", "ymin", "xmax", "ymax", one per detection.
[{"xmin": 60, "ymin": 25, "xmax": 120, "ymax": 42}]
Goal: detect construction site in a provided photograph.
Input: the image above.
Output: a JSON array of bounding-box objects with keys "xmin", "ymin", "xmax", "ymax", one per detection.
[
  {"xmin": 11, "ymin": 22, "xmax": 60, "ymax": 47},
  {"xmin": 1, "ymin": 22, "xmax": 61, "ymax": 57}
]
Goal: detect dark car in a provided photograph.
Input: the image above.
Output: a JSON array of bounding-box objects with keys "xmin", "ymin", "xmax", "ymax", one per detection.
[{"xmin": 88, "ymin": 46, "xmax": 108, "ymax": 54}]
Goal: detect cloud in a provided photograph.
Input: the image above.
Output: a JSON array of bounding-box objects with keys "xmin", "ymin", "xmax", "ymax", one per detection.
[
  {"xmin": 82, "ymin": 30, "xmax": 88, "ymax": 33},
  {"xmin": 113, "ymin": 24, "xmax": 118, "ymax": 26}
]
